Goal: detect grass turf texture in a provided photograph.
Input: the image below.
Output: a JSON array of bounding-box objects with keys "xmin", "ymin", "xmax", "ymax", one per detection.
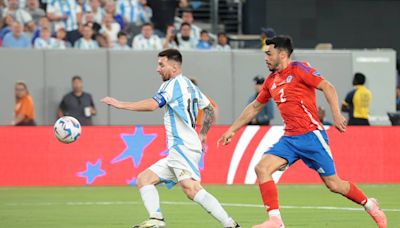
[{"xmin": 1, "ymin": 184, "xmax": 399, "ymax": 228}]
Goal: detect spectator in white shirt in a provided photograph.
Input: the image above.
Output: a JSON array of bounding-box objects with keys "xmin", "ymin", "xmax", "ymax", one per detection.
[
  {"xmin": 177, "ymin": 22, "xmax": 197, "ymax": 50},
  {"xmin": 47, "ymin": 0, "xmax": 82, "ymax": 45},
  {"xmin": 175, "ymin": 9, "xmax": 200, "ymax": 41},
  {"xmin": 132, "ymin": 22, "xmax": 161, "ymax": 50},
  {"xmin": 74, "ymin": 23, "xmax": 99, "ymax": 49},
  {"xmin": 88, "ymin": 0, "xmax": 103, "ymax": 24},
  {"xmin": 3, "ymin": 0, "xmax": 32, "ymax": 24},
  {"xmin": 215, "ymin": 32, "xmax": 231, "ymax": 51},
  {"xmin": 34, "ymin": 25, "xmax": 56, "ymax": 48},
  {"xmin": 100, "ymin": 13, "xmax": 120, "ymax": 45},
  {"xmin": 112, "ymin": 31, "xmax": 130, "ymax": 50},
  {"xmin": 25, "ymin": 0, "xmax": 45, "ymax": 25},
  {"xmin": 52, "ymin": 24, "xmax": 70, "ymax": 49}
]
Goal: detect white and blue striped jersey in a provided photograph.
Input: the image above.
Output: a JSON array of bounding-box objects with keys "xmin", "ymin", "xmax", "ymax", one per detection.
[
  {"xmin": 47, "ymin": 0, "xmax": 81, "ymax": 32},
  {"xmin": 152, "ymin": 74, "xmax": 210, "ymax": 152}
]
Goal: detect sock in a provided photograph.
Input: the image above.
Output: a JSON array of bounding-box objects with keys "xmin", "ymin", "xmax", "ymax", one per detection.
[
  {"xmin": 344, "ymin": 182, "xmax": 368, "ymax": 205},
  {"xmin": 139, "ymin": 185, "xmax": 163, "ymax": 219},
  {"xmin": 193, "ymin": 189, "xmax": 234, "ymax": 227},
  {"xmin": 363, "ymin": 198, "xmax": 374, "ymax": 211},
  {"xmin": 259, "ymin": 180, "xmax": 280, "ymax": 217}
]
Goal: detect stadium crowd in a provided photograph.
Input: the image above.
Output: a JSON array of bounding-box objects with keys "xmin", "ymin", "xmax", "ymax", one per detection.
[{"xmin": 0, "ymin": 0, "xmax": 232, "ymax": 50}]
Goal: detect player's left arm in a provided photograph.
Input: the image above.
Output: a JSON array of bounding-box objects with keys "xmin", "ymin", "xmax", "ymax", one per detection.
[
  {"xmin": 101, "ymin": 96, "xmax": 159, "ymax": 111},
  {"xmin": 317, "ymin": 80, "xmax": 347, "ymax": 132}
]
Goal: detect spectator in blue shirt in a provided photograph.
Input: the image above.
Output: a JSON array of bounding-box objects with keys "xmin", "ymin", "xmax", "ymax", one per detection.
[
  {"xmin": 248, "ymin": 76, "xmax": 274, "ymax": 125},
  {"xmin": 2, "ymin": 22, "xmax": 31, "ymax": 48},
  {"xmin": 196, "ymin": 29, "xmax": 212, "ymax": 50}
]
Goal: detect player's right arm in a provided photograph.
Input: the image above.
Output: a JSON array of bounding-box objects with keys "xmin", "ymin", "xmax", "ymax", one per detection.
[
  {"xmin": 101, "ymin": 97, "xmax": 159, "ymax": 111},
  {"xmin": 218, "ymin": 100, "xmax": 266, "ymax": 146}
]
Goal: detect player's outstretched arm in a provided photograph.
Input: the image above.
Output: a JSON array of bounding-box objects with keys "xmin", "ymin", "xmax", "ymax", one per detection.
[
  {"xmin": 218, "ymin": 100, "xmax": 265, "ymax": 146},
  {"xmin": 101, "ymin": 96, "xmax": 159, "ymax": 112},
  {"xmin": 317, "ymin": 80, "xmax": 347, "ymax": 132}
]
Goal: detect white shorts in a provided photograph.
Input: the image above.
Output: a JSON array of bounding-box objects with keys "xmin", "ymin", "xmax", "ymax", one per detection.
[{"xmin": 149, "ymin": 145, "xmax": 202, "ymax": 188}]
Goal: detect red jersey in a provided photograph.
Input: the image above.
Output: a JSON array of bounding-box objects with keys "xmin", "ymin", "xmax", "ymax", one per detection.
[{"xmin": 256, "ymin": 61, "xmax": 324, "ymax": 136}]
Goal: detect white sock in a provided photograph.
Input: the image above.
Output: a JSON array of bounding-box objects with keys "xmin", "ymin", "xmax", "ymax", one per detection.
[
  {"xmin": 268, "ymin": 209, "xmax": 281, "ymax": 218},
  {"xmin": 139, "ymin": 185, "xmax": 163, "ymax": 219},
  {"xmin": 363, "ymin": 198, "xmax": 374, "ymax": 211},
  {"xmin": 193, "ymin": 189, "xmax": 234, "ymax": 227}
]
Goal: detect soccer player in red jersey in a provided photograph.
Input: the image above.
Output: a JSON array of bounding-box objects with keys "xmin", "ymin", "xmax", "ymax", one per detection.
[{"xmin": 218, "ymin": 36, "xmax": 387, "ymax": 228}]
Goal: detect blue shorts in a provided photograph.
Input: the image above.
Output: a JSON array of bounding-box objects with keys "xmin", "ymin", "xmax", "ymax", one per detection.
[{"xmin": 265, "ymin": 130, "xmax": 336, "ymax": 176}]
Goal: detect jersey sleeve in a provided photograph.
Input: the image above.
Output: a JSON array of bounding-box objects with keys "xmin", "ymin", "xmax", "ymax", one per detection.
[
  {"xmin": 256, "ymin": 79, "xmax": 272, "ymax": 104},
  {"xmin": 152, "ymin": 80, "xmax": 174, "ymax": 108},
  {"xmin": 197, "ymin": 89, "xmax": 211, "ymax": 110},
  {"xmin": 295, "ymin": 62, "xmax": 325, "ymax": 88}
]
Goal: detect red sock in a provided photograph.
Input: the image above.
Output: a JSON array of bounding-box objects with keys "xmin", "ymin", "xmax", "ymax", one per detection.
[
  {"xmin": 345, "ymin": 182, "xmax": 368, "ymax": 205},
  {"xmin": 259, "ymin": 180, "xmax": 279, "ymax": 211}
]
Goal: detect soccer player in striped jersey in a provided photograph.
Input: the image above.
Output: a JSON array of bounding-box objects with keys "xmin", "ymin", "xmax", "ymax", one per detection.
[
  {"xmin": 101, "ymin": 49, "xmax": 240, "ymax": 228},
  {"xmin": 219, "ymin": 36, "xmax": 387, "ymax": 228}
]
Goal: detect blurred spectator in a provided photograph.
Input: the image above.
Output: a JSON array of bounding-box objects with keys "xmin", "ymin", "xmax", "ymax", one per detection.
[
  {"xmin": 25, "ymin": 0, "xmax": 45, "ymax": 25},
  {"xmin": 396, "ymin": 86, "xmax": 400, "ymax": 111},
  {"xmin": 31, "ymin": 16, "xmax": 49, "ymax": 44},
  {"xmin": 24, "ymin": 20, "xmax": 36, "ymax": 39},
  {"xmin": 147, "ymin": 0, "xmax": 188, "ymax": 35},
  {"xmin": 47, "ymin": 0, "xmax": 82, "ymax": 45},
  {"xmin": 215, "ymin": 32, "xmax": 231, "ymax": 51},
  {"xmin": 95, "ymin": 33, "xmax": 108, "ymax": 48},
  {"xmin": 104, "ymin": 0, "xmax": 124, "ymax": 30},
  {"xmin": 112, "ymin": 31, "xmax": 130, "ymax": 50},
  {"xmin": 3, "ymin": 0, "xmax": 33, "ymax": 24},
  {"xmin": 260, "ymin": 27, "xmax": 275, "ymax": 50},
  {"xmin": 77, "ymin": 0, "xmax": 90, "ymax": 13},
  {"xmin": 177, "ymin": 22, "xmax": 197, "ymax": 50},
  {"xmin": 317, "ymin": 106, "xmax": 332, "ymax": 125},
  {"xmin": 176, "ymin": 9, "xmax": 200, "ymax": 41},
  {"xmin": 248, "ymin": 76, "xmax": 274, "ymax": 125},
  {"xmin": 100, "ymin": 13, "xmax": 120, "ymax": 45},
  {"xmin": 74, "ymin": 23, "xmax": 99, "ymax": 49},
  {"xmin": 117, "ymin": 0, "xmax": 152, "ymax": 37},
  {"xmin": 341, "ymin": 72, "xmax": 372, "ymax": 125},
  {"xmin": 52, "ymin": 24, "xmax": 70, "ymax": 48},
  {"xmin": 132, "ymin": 22, "xmax": 161, "ymax": 50},
  {"xmin": 82, "ymin": 11, "xmax": 102, "ymax": 35},
  {"xmin": 88, "ymin": 0, "xmax": 104, "ymax": 24},
  {"xmin": 3, "ymin": 21, "xmax": 31, "ymax": 48},
  {"xmin": 0, "ymin": 15, "xmax": 14, "ymax": 40},
  {"xmin": 0, "ymin": 0, "xmax": 5, "ymax": 18},
  {"xmin": 58, "ymin": 75, "xmax": 96, "ymax": 126},
  {"xmin": 33, "ymin": 25, "xmax": 56, "ymax": 48},
  {"xmin": 162, "ymin": 24, "xmax": 178, "ymax": 49},
  {"xmin": 196, "ymin": 29, "xmax": 212, "ymax": 50},
  {"xmin": 13, "ymin": 81, "xmax": 36, "ymax": 126}
]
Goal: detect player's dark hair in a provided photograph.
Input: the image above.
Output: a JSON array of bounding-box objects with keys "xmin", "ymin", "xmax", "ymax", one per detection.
[
  {"xmin": 200, "ymin": 30, "xmax": 208, "ymax": 35},
  {"xmin": 182, "ymin": 9, "xmax": 193, "ymax": 15},
  {"xmin": 141, "ymin": 22, "xmax": 153, "ymax": 28},
  {"xmin": 353, "ymin": 72, "xmax": 366, "ymax": 85},
  {"xmin": 158, "ymin": 49, "xmax": 182, "ymax": 65},
  {"xmin": 266, "ymin": 35, "xmax": 294, "ymax": 57},
  {"xmin": 72, "ymin": 75, "xmax": 82, "ymax": 81}
]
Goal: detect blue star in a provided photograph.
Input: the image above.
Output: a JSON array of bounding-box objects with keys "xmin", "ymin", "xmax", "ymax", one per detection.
[
  {"xmin": 77, "ymin": 159, "xmax": 106, "ymax": 185},
  {"xmin": 112, "ymin": 126, "xmax": 157, "ymax": 167},
  {"xmin": 127, "ymin": 177, "xmax": 137, "ymax": 186}
]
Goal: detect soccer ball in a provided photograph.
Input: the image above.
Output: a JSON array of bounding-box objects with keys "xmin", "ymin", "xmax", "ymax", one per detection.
[{"xmin": 54, "ymin": 116, "xmax": 81, "ymax": 144}]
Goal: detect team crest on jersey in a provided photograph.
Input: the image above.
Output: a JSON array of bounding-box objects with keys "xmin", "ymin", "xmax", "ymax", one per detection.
[
  {"xmin": 313, "ymin": 72, "xmax": 321, "ymax": 77},
  {"xmin": 286, "ymin": 75, "xmax": 293, "ymax": 83},
  {"xmin": 271, "ymin": 82, "xmax": 277, "ymax": 90}
]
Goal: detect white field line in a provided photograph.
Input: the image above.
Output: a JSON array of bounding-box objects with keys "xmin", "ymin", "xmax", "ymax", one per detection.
[{"xmin": 3, "ymin": 200, "xmax": 400, "ymax": 212}]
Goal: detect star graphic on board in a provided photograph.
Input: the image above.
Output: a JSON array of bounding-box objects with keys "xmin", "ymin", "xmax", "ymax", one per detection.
[
  {"xmin": 112, "ymin": 126, "xmax": 157, "ymax": 167},
  {"xmin": 77, "ymin": 159, "xmax": 106, "ymax": 185}
]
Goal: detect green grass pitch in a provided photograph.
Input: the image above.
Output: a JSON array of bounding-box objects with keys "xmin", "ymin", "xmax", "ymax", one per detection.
[{"xmin": 1, "ymin": 184, "xmax": 399, "ymax": 227}]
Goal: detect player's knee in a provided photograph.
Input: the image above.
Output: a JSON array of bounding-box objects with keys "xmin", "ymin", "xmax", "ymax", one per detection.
[
  {"xmin": 255, "ymin": 162, "xmax": 269, "ymax": 176},
  {"xmin": 136, "ymin": 172, "xmax": 150, "ymax": 189},
  {"xmin": 182, "ymin": 184, "xmax": 202, "ymax": 200}
]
